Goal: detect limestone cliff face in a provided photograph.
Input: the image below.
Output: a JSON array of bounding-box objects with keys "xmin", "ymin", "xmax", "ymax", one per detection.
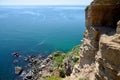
[
  {"xmin": 86, "ymin": 0, "xmax": 120, "ymax": 28},
  {"xmin": 79, "ymin": 0, "xmax": 120, "ymax": 80}
]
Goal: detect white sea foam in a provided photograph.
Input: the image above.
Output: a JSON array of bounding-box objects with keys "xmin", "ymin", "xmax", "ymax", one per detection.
[
  {"xmin": 37, "ymin": 40, "xmax": 45, "ymax": 45},
  {"xmin": 21, "ymin": 11, "xmax": 40, "ymax": 16}
]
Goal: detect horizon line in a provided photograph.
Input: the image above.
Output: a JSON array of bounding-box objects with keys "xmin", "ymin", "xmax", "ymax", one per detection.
[{"xmin": 0, "ymin": 4, "xmax": 88, "ymax": 6}]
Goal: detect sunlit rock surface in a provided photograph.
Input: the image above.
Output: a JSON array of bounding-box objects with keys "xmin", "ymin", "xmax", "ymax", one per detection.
[{"xmin": 79, "ymin": 0, "xmax": 120, "ymax": 80}]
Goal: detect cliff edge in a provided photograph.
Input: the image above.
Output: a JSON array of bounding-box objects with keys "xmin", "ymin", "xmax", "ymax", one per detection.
[{"xmin": 78, "ymin": 0, "xmax": 120, "ymax": 80}]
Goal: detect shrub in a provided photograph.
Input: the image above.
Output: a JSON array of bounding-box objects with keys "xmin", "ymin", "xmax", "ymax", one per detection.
[
  {"xmin": 44, "ymin": 76, "xmax": 62, "ymax": 80},
  {"xmin": 59, "ymin": 69, "xmax": 65, "ymax": 78}
]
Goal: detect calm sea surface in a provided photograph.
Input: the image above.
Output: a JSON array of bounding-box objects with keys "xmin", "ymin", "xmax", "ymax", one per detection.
[{"xmin": 0, "ymin": 6, "xmax": 86, "ymax": 80}]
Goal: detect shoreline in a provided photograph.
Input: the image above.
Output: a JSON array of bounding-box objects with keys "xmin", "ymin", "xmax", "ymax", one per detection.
[{"xmin": 12, "ymin": 44, "xmax": 81, "ymax": 80}]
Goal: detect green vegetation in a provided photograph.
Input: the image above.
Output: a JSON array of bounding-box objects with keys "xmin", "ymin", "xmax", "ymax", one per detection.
[
  {"xmin": 51, "ymin": 51, "xmax": 65, "ymax": 67},
  {"xmin": 51, "ymin": 45, "xmax": 81, "ymax": 68},
  {"xmin": 59, "ymin": 69, "xmax": 65, "ymax": 78},
  {"xmin": 44, "ymin": 45, "xmax": 81, "ymax": 79},
  {"xmin": 44, "ymin": 76, "xmax": 62, "ymax": 80},
  {"xmin": 79, "ymin": 78, "xmax": 83, "ymax": 80},
  {"xmin": 65, "ymin": 45, "xmax": 81, "ymax": 65}
]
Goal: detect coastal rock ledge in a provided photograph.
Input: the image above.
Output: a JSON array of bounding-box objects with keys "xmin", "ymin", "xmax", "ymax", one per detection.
[{"xmin": 77, "ymin": 0, "xmax": 120, "ymax": 80}]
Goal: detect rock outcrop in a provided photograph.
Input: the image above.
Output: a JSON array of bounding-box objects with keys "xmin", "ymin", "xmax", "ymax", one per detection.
[
  {"xmin": 79, "ymin": 0, "xmax": 120, "ymax": 80},
  {"xmin": 96, "ymin": 34, "xmax": 120, "ymax": 80},
  {"xmin": 117, "ymin": 21, "xmax": 120, "ymax": 34}
]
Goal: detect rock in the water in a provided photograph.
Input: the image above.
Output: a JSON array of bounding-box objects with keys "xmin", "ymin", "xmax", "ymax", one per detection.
[
  {"xmin": 12, "ymin": 52, "xmax": 21, "ymax": 57},
  {"xmin": 24, "ymin": 57, "xmax": 29, "ymax": 61},
  {"xmin": 24, "ymin": 71, "xmax": 33, "ymax": 80},
  {"xmin": 13, "ymin": 59, "xmax": 19, "ymax": 63},
  {"xmin": 15, "ymin": 66, "xmax": 23, "ymax": 75}
]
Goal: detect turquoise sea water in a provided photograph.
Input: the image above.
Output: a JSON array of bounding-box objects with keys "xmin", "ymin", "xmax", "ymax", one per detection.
[{"xmin": 0, "ymin": 6, "xmax": 86, "ymax": 80}]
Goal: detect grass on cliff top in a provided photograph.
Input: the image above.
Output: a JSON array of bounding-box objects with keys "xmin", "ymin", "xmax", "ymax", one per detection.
[
  {"xmin": 51, "ymin": 45, "xmax": 81, "ymax": 67},
  {"xmin": 43, "ymin": 45, "xmax": 81, "ymax": 79},
  {"xmin": 44, "ymin": 76, "xmax": 62, "ymax": 80},
  {"xmin": 51, "ymin": 51, "xmax": 65, "ymax": 67}
]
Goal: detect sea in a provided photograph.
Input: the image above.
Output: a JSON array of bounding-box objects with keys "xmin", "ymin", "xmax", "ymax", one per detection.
[{"xmin": 0, "ymin": 5, "xmax": 86, "ymax": 80}]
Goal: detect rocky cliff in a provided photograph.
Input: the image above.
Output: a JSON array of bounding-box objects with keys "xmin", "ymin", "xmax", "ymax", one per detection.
[{"xmin": 78, "ymin": 0, "xmax": 120, "ymax": 80}]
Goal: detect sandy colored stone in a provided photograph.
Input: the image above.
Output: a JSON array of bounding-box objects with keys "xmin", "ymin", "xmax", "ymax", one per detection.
[
  {"xmin": 117, "ymin": 20, "xmax": 120, "ymax": 34},
  {"xmin": 78, "ymin": 0, "xmax": 120, "ymax": 80}
]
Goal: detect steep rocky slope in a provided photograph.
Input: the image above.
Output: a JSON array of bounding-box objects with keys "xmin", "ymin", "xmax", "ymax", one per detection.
[
  {"xmin": 78, "ymin": 0, "xmax": 120, "ymax": 80},
  {"xmin": 18, "ymin": 45, "xmax": 81, "ymax": 80}
]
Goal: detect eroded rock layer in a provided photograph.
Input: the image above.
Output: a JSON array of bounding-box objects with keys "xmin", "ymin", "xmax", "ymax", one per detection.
[
  {"xmin": 79, "ymin": 0, "xmax": 120, "ymax": 80},
  {"xmin": 86, "ymin": 0, "xmax": 120, "ymax": 28}
]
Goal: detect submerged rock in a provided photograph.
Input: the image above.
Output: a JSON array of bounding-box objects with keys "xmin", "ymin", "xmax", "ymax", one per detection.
[
  {"xmin": 13, "ymin": 59, "xmax": 19, "ymax": 63},
  {"xmin": 12, "ymin": 52, "xmax": 21, "ymax": 57}
]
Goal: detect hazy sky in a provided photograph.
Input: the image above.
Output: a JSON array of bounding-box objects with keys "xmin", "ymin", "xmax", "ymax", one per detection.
[{"xmin": 0, "ymin": 0, "xmax": 93, "ymax": 5}]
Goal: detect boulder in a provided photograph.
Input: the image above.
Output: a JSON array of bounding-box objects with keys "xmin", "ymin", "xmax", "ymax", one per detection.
[
  {"xmin": 15, "ymin": 66, "xmax": 23, "ymax": 75},
  {"xmin": 25, "ymin": 71, "xmax": 33, "ymax": 80}
]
